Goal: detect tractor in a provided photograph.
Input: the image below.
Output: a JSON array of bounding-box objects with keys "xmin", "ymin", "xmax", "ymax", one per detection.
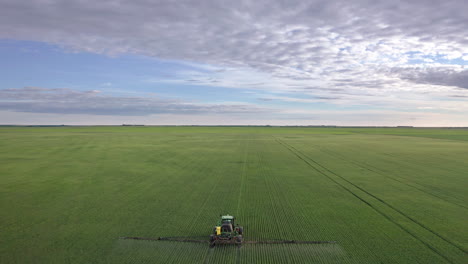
[
  {"xmin": 121, "ymin": 214, "xmax": 336, "ymax": 247},
  {"xmin": 210, "ymin": 214, "xmax": 243, "ymax": 246}
]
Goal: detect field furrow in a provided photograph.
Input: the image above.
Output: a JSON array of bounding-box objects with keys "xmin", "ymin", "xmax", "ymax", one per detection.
[{"xmin": 276, "ymin": 138, "xmax": 466, "ymax": 263}]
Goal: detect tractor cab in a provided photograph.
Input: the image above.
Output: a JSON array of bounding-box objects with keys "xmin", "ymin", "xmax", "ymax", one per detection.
[
  {"xmin": 221, "ymin": 222, "xmax": 233, "ymax": 233},
  {"xmin": 219, "ymin": 215, "xmax": 236, "ymax": 234},
  {"xmin": 221, "ymin": 215, "xmax": 235, "ymax": 225}
]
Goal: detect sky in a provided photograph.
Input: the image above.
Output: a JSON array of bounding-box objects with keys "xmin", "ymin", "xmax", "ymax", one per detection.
[{"xmin": 0, "ymin": 0, "xmax": 467, "ymax": 126}]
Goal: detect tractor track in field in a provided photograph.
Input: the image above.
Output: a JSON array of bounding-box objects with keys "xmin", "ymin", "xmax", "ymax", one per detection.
[
  {"xmin": 315, "ymin": 146, "xmax": 468, "ymax": 210},
  {"xmin": 286, "ymin": 142, "xmax": 467, "ymax": 255},
  {"xmin": 281, "ymin": 139, "xmax": 467, "ymax": 255},
  {"xmin": 275, "ymin": 138, "xmax": 463, "ymax": 263},
  {"xmin": 236, "ymin": 245, "xmax": 241, "ymax": 264},
  {"xmin": 260, "ymin": 151, "xmax": 292, "ymax": 245},
  {"xmin": 376, "ymin": 151, "xmax": 467, "ymax": 203},
  {"xmin": 236, "ymin": 138, "xmax": 249, "ymax": 216},
  {"xmin": 185, "ymin": 139, "xmax": 237, "ymax": 233},
  {"xmin": 378, "ymin": 152, "xmax": 468, "ymax": 205},
  {"xmin": 381, "ymin": 150, "xmax": 467, "ymax": 176},
  {"xmin": 263, "ymin": 140, "xmax": 317, "ymax": 244}
]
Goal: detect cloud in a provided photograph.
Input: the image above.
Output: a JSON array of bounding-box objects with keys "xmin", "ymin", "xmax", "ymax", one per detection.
[
  {"xmin": 257, "ymin": 95, "xmax": 340, "ymax": 103},
  {"xmin": 0, "ymin": 87, "xmax": 269, "ymax": 115},
  {"xmin": 389, "ymin": 67, "xmax": 468, "ymax": 89},
  {"xmin": 0, "ymin": 0, "xmax": 467, "ymax": 125},
  {"xmin": 1, "ymin": 1, "xmax": 467, "ymax": 82}
]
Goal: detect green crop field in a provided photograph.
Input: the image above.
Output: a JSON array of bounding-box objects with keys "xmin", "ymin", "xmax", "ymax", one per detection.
[{"xmin": 1, "ymin": 126, "xmax": 467, "ymax": 263}]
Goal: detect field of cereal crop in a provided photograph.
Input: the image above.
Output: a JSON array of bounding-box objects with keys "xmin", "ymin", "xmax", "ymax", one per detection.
[{"xmin": 1, "ymin": 126, "xmax": 467, "ymax": 263}]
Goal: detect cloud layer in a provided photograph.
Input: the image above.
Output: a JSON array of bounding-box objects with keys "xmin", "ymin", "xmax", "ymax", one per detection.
[
  {"xmin": 0, "ymin": 0, "xmax": 467, "ymax": 125},
  {"xmin": 0, "ymin": 87, "xmax": 267, "ymax": 115},
  {"xmin": 2, "ymin": 1, "xmax": 467, "ymax": 74}
]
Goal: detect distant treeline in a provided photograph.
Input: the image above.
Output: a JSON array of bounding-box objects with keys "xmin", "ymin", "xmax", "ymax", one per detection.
[
  {"xmin": 1, "ymin": 125, "xmax": 467, "ymax": 129},
  {"xmin": 0, "ymin": 125, "xmax": 67, "ymax": 127}
]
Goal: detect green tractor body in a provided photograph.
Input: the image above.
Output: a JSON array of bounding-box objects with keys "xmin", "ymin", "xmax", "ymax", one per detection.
[{"xmin": 210, "ymin": 214, "xmax": 243, "ymax": 246}]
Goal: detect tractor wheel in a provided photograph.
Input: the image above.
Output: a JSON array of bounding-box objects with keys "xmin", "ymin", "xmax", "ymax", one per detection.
[{"xmin": 238, "ymin": 226, "xmax": 243, "ymax": 235}]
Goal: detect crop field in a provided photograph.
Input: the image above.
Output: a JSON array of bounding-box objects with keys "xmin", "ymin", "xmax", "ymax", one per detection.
[{"xmin": 1, "ymin": 126, "xmax": 467, "ymax": 263}]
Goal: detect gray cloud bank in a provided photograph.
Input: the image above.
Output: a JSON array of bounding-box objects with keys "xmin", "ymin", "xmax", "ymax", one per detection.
[
  {"xmin": 390, "ymin": 68, "xmax": 468, "ymax": 89},
  {"xmin": 1, "ymin": 0, "xmax": 467, "ymax": 90},
  {"xmin": 0, "ymin": 87, "xmax": 267, "ymax": 115}
]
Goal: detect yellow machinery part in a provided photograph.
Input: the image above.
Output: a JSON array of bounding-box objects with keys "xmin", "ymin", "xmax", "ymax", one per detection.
[{"xmin": 216, "ymin": 226, "xmax": 221, "ymax": 235}]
